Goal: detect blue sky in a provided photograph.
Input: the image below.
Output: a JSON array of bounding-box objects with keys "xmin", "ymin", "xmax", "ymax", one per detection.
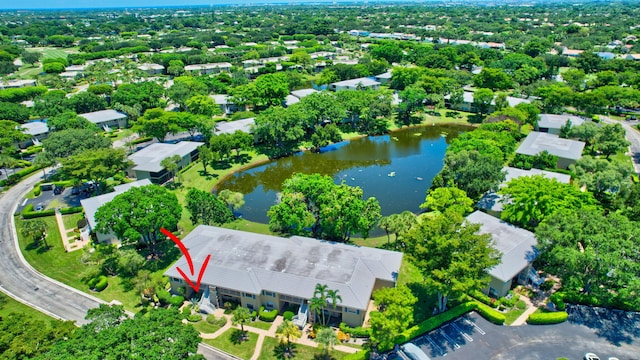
[{"xmin": 3, "ymin": 0, "xmax": 345, "ymax": 10}]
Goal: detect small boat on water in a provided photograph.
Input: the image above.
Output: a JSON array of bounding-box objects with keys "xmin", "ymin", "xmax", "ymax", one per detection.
[{"xmin": 388, "ymin": 171, "xmax": 396, "ymax": 177}]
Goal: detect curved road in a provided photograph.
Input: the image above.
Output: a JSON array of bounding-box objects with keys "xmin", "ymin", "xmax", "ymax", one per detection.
[
  {"xmin": 602, "ymin": 116, "xmax": 640, "ymax": 174},
  {"xmin": 0, "ymin": 172, "xmax": 232, "ymax": 359}
]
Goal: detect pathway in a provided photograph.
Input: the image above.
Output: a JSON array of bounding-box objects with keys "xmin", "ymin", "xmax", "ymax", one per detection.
[
  {"xmin": 54, "ymin": 208, "xmax": 90, "ymax": 252},
  {"xmin": 510, "ymin": 295, "xmax": 537, "ymax": 326},
  {"xmin": 198, "ymin": 310, "xmax": 361, "ymax": 359}
]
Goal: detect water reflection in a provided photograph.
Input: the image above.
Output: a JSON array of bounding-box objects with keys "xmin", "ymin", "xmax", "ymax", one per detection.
[{"xmin": 217, "ymin": 124, "xmax": 469, "ymax": 224}]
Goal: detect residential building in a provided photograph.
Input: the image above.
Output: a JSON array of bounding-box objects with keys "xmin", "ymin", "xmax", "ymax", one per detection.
[
  {"xmin": 466, "ymin": 211, "xmax": 540, "ymax": 298},
  {"xmin": 210, "ymin": 94, "xmax": 242, "ymax": 115},
  {"xmin": 477, "ymin": 167, "xmax": 571, "ymax": 217},
  {"xmin": 536, "ymin": 114, "xmax": 586, "ymax": 135},
  {"xmin": 164, "ymin": 226, "xmax": 403, "ymax": 327},
  {"xmin": 137, "ymin": 63, "xmax": 165, "ymax": 75},
  {"xmin": 329, "ymin": 77, "xmax": 380, "ymax": 91},
  {"xmin": 18, "ymin": 121, "xmax": 49, "ymax": 148},
  {"xmin": 444, "ymin": 91, "xmax": 531, "ymax": 113},
  {"xmin": 374, "ymin": 71, "xmax": 392, "ymax": 84},
  {"xmin": 80, "ymin": 179, "xmax": 152, "ymax": 244},
  {"xmin": 127, "ymin": 141, "xmax": 203, "ymax": 184},
  {"xmin": 79, "ymin": 109, "xmax": 128, "ymax": 131},
  {"xmin": 625, "ymin": 54, "xmax": 640, "ymax": 61},
  {"xmin": 214, "ymin": 118, "xmax": 254, "ymax": 135},
  {"xmin": 184, "ymin": 62, "xmax": 232, "ymax": 75},
  {"xmin": 0, "ymin": 79, "xmax": 36, "ymax": 89},
  {"xmin": 561, "ymin": 48, "xmax": 584, "ymax": 57},
  {"xmin": 285, "ymin": 88, "xmax": 319, "ymax": 106},
  {"xmin": 515, "ymin": 132, "xmax": 585, "ymax": 169}
]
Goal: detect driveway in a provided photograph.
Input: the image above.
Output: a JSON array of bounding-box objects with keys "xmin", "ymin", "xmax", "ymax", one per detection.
[{"xmin": 403, "ymin": 311, "xmax": 640, "ymax": 360}]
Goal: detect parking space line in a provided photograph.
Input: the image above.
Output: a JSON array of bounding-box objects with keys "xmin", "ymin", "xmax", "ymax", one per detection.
[
  {"xmin": 424, "ymin": 334, "xmax": 447, "ymax": 357},
  {"xmin": 452, "ymin": 322, "xmax": 473, "ymax": 342},
  {"xmin": 464, "ymin": 318, "xmax": 486, "ymax": 335},
  {"xmin": 439, "ymin": 329, "xmax": 460, "ymax": 350},
  {"xmin": 21, "ymin": 198, "xmax": 27, "ymax": 206}
]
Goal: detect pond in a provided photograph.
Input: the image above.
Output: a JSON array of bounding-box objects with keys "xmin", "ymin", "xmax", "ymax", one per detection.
[{"xmin": 217, "ymin": 124, "xmax": 471, "ymax": 224}]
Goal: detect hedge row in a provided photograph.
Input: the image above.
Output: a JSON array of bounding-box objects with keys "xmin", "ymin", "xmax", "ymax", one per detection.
[
  {"xmin": 60, "ymin": 206, "xmax": 83, "ymax": 215},
  {"xmin": 339, "ymin": 322, "xmax": 370, "ymax": 338},
  {"xmin": 131, "ymin": 136, "xmax": 153, "ymax": 145},
  {"xmin": 169, "ymin": 295, "xmax": 185, "ymax": 307},
  {"xmin": 258, "ymin": 306, "xmax": 278, "ymax": 322},
  {"xmin": 21, "ymin": 204, "xmax": 55, "ymax": 219},
  {"xmin": 473, "ymin": 301, "xmax": 506, "ymax": 325},
  {"xmin": 527, "ymin": 311, "xmax": 568, "ymax": 325},
  {"xmin": 0, "ymin": 166, "xmax": 41, "ymax": 187},
  {"xmin": 187, "ymin": 314, "xmax": 202, "ymax": 322}
]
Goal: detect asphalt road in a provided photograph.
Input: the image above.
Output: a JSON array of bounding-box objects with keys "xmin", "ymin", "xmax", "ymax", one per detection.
[{"xmin": 0, "ymin": 172, "xmax": 234, "ymax": 360}]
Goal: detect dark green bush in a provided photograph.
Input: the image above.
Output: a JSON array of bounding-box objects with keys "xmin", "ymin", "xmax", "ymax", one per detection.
[
  {"xmin": 231, "ymin": 111, "xmax": 255, "ymax": 121},
  {"xmin": 258, "ymin": 306, "xmax": 278, "ymax": 322},
  {"xmin": 187, "ymin": 314, "xmax": 202, "ymax": 322},
  {"xmin": 540, "ymin": 280, "xmax": 555, "ymax": 292},
  {"xmin": 283, "ymin": 311, "xmax": 295, "ymax": 321},
  {"xmin": 22, "ymin": 204, "xmax": 56, "ymax": 219},
  {"xmin": 169, "ymin": 295, "xmax": 185, "ymax": 307},
  {"xmin": 549, "ymin": 293, "xmax": 566, "ymax": 311},
  {"xmin": 157, "ymin": 289, "xmax": 171, "ymax": 305},
  {"xmin": 527, "ymin": 311, "xmax": 568, "ymax": 325},
  {"xmin": 131, "ymin": 136, "xmax": 153, "ymax": 145},
  {"xmin": 87, "ymin": 277, "xmax": 99, "ymax": 289},
  {"xmin": 516, "ymin": 300, "xmax": 527, "ymax": 310},
  {"xmin": 94, "ymin": 276, "xmax": 108, "ymax": 292},
  {"xmin": 474, "ymin": 302, "xmax": 506, "ymax": 325},
  {"xmin": 60, "ymin": 206, "xmax": 83, "ymax": 215},
  {"xmin": 339, "ymin": 322, "xmax": 370, "ymax": 338}
]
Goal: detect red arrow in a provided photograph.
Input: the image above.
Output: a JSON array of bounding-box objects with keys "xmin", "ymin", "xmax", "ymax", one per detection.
[{"xmin": 161, "ymin": 228, "xmax": 211, "ymax": 293}]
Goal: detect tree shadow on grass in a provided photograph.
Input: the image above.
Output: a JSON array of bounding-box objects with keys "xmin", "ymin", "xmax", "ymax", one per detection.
[
  {"xmin": 140, "ymin": 240, "xmax": 182, "ymax": 272},
  {"xmin": 313, "ymin": 352, "xmax": 338, "ymax": 360},
  {"xmin": 35, "ymin": 244, "xmax": 53, "ymax": 254},
  {"xmin": 212, "ymin": 160, "xmax": 232, "ymax": 171},
  {"xmin": 197, "ymin": 170, "xmax": 219, "ymax": 179},
  {"xmin": 273, "ymin": 342, "xmax": 297, "ymax": 359},
  {"xmin": 229, "ymin": 329, "xmax": 249, "ymax": 345},
  {"xmin": 407, "ymin": 282, "xmax": 438, "ymax": 323}
]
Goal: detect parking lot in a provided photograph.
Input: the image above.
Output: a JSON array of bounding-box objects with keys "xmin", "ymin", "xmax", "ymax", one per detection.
[{"xmin": 382, "ymin": 309, "xmax": 640, "ymax": 360}]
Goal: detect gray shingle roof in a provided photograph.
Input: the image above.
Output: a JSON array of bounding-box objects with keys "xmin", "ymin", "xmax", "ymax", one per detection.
[
  {"xmin": 290, "ymin": 88, "xmax": 319, "ymax": 99},
  {"xmin": 21, "ymin": 121, "xmax": 49, "ymax": 136},
  {"xmin": 538, "ymin": 114, "xmax": 586, "ymax": 130},
  {"xmin": 516, "ymin": 132, "xmax": 585, "ymax": 160},
  {"xmin": 331, "ymin": 77, "xmax": 380, "ymax": 88},
  {"xmin": 164, "ymin": 226, "xmax": 403, "ymax": 310},
  {"xmin": 79, "ymin": 109, "xmax": 127, "ymax": 125},
  {"xmin": 80, "ymin": 179, "xmax": 152, "ymax": 229},
  {"xmin": 214, "ymin": 118, "xmax": 254, "ymax": 135},
  {"xmin": 466, "ymin": 211, "xmax": 538, "ymax": 282},
  {"xmin": 128, "ymin": 141, "xmax": 203, "ymax": 173}
]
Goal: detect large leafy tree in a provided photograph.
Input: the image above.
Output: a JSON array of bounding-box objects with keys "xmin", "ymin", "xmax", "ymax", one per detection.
[
  {"xmin": 94, "ymin": 185, "xmax": 181, "ymax": 257},
  {"xmin": 160, "ymin": 154, "xmax": 181, "ymax": 183},
  {"xmin": 42, "ymin": 128, "xmax": 111, "ymax": 158},
  {"xmin": 0, "ymin": 119, "xmax": 28, "ymax": 155},
  {"xmin": 37, "ymin": 307, "xmax": 202, "ymax": 360},
  {"xmin": 67, "ymin": 91, "xmax": 107, "ymax": 114},
  {"xmin": 0, "ymin": 312, "xmax": 75, "ymax": 360},
  {"xmin": 276, "ymin": 320, "xmax": 302, "ymax": 356},
  {"xmin": 421, "ymin": 186, "xmax": 474, "ymax": 216},
  {"xmin": 20, "ymin": 219, "xmax": 49, "ymax": 248},
  {"xmin": 404, "ymin": 212, "xmax": 501, "ymax": 313},
  {"xmin": 570, "ymin": 155, "xmax": 633, "ymax": 203},
  {"xmin": 0, "ymin": 101, "xmax": 30, "ymax": 123},
  {"xmin": 252, "ymin": 106, "xmax": 305, "ymax": 158},
  {"xmin": 133, "ymin": 108, "xmax": 181, "ymax": 143},
  {"xmin": 253, "ymin": 72, "xmax": 290, "ymax": 107},
  {"xmin": 60, "ymin": 148, "xmax": 132, "ymax": 193},
  {"xmin": 499, "ymin": 175, "xmax": 599, "ymax": 230},
  {"xmin": 185, "ymin": 188, "xmax": 234, "ymax": 226},
  {"xmin": 111, "ymin": 82, "xmax": 165, "ymax": 112},
  {"xmin": 472, "ymin": 88, "xmax": 494, "ymax": 115},
  {"xmin": 437, "ymin": 149, "xmax": 505, "ymax": 200},
  {"xmin": 594, "ymin": 123, "xmax": 630, "ymax": 159},
  {"xmin": 47, "ymin": 111, "xmax": 97, "ymax": 132},
  {"xmin": 268, "ymin": 173, "xmax": 381, "ymax": 241},
  {"xmin": 369, "ymin": 286, "xmax": 417, "ymax": 351},
  {"xmin": 536, "ymin": 209, "xmax": 640, "ymax": 308},
  {"xmin": 294, "ymin": 92, "xmax": 346, "ymax": 131}
]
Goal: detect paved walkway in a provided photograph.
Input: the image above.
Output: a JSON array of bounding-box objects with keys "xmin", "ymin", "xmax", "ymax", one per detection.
[
  {"xmin": 510, "ymin": 295, "xmax": 537, "ymax": 326},
  {"xmin": 198, "ymin": 309, "xmax": 360, "ymax": 359},
  {"xmin": 54, "ymin": 209, "xmax": 90, "ymax": 252}
]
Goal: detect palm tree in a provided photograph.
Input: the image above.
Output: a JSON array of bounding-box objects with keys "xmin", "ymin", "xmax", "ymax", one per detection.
[
  {"xmin": 325, "ymin": 289, "xmax": 342, "ymax": 326},
  {"xmin": 160, "ymin": 154, "xmax": 181, "ymax": 184},
  {"xmin": 21, "ymin": 219, "xmax": 48, "ymax": 248},
  {"xmin": 316, "ymin": 327, "xmax": 338, "ymax": 359},
  {"xmin": 275, "ymin": 319, "xmax": 301, "ymax": 357},
  {"xmin": 309, "ymin": 296, "xmax": 325, "ymax": 327},
  {"xmin": 231, "ymin": 307, "xmax": 251, "ymax": 341},
  {"xmin": 313, "ymin": 283, "xmax": 329, "ymax": 325}
]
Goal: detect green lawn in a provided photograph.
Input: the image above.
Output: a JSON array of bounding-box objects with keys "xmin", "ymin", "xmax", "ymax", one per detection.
[
  {"xmin": 62, "ymin": 213, "xmax": 83, "ymax": 230},
  {"xmin": 193, "ymin": 319, "xmax": 226, "ymax": 334},
  {"xmin": 397, "ymin": 257, "xmax": 424, "ymax": 286},
  {"xmin": 39, "ymin": 47, "xmax": 76, "ymax": 59},
  {"xmin": 257, "ymin": 336, "xmax": 349, "ymax": 360},
  {"xmin": 14, "ymin": 215, "xmax": 166, "ymax": 312},
  {"xmin": 420, "ymin": 109, "xmax": 476, "ymax": 125},
  {"xmin": 246, "ymin": 319, "xmax": 274, "ymax": 331},
  {"xmin": 0, "ymin": 292, "xmax": 59, "ymax": 325},
  {"xmin": 504, "ymin": 308, "xmax": 527, "ymax": 325},
  {"xmin": 203, "ymin": 329, "xmax": 259, "ymax": 360}
]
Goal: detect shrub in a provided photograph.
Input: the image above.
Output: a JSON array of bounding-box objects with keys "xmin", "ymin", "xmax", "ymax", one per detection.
[
  {"xmin": 549, "ymin": 292, "xmax": 566, "ymax": 311},
  {"xmin": 60, "ymin": 206, "xmax": 83, "ymax": 215},
  {"xmin": 169, "ymin": 295, "xmax": 185, "ymax": 307},
  {"xmin": 283, "ymin": 310, "xmax": 295, "ymax": 321},
  {"xmin": 400, "ymin": 302, "xmax": 477, "ymax": 348},
  {"xmin": 87, "ymin": 277, "xmax": 99, "ymax": 289},
  {"xmin": 157, "ymin": 289, "xmax": 171, "ymax": 305},
  {"xmin": 527, "ymin": 311, "xmax": 568, "ymax": 325},
  {"xmin": 206, "ymin": 314, "xmax": 217, "ymax": 324},
  {"xmin": 469, "ymin": 290, "xmax": 498, "ymax": 308},
  {"xmin": 187, "ymin": 314, "xmax": 202, "ymax": 322},
  {"xmin": 131, "ymin": 136, "xmax": 153, "ymax": 145},
  {"xmin": 33, "ymin": 186, "xmax": 41, "ymax": 197},
  {"xmin": 258, "ymin": 306, "xmax": 278, "ymax": 322},
  {"xmin": 540, "ymin": 280, "xmax": 555, "ymax": 292},
  {"xmin": 339, "ymin": 322, "xmax": 370, "ymax": 338},
  {"xmin": 94, "ymin": 276, "xmax": 108, "ymax": 291},
  {"xmin": 474, "ymin": 302, "xmax": 506, "ymax": 325},
  {"xmin": 516, "ymin": 300, "xmax": 527, "ymax": 310},
  {"xmin": 251, "ymin": 310, "xmax": 257, "ymax": 320},
  {"xmin": 182, "ymin": 306, "xmax": 191, "ymax": 317},
  {"xmin": 22, "ymin": 204, "xmax": 56, "ymax": 219},
  {"xmin": 231, "ymin": 111, "xmax": 255, "ymax": 121}
]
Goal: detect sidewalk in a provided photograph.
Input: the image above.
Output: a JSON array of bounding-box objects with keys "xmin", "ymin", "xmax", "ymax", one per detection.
[
  {"xmin": 510, "ymin": 295, "xmax": 538, "ymax": 326},
  {"xmin": 197, "ymin": 311, "xmax": 361, "ymax": 359},
  {"xmin": 54, "ymin": 209, "xmax": 90, "ymax": 252}
]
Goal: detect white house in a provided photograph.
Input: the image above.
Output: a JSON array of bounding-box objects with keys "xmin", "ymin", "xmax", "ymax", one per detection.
[
  {"xmin": 127, "ymin": 141, "xmax": 203, "ymax": 184},
  {"xmin": 515, "ymin": 132, "xmax": 585, "ymax": 169},
  {"xmin": 537, "ymin": 114, "xmax": 586, "ymax": 135},
  {"xmin": 79, "ymin": 109, "xmax": 128, "ymax": 131},
  {"xmin": 329, "ymin": 77, "xmax": 380, "ymax": 91}
]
